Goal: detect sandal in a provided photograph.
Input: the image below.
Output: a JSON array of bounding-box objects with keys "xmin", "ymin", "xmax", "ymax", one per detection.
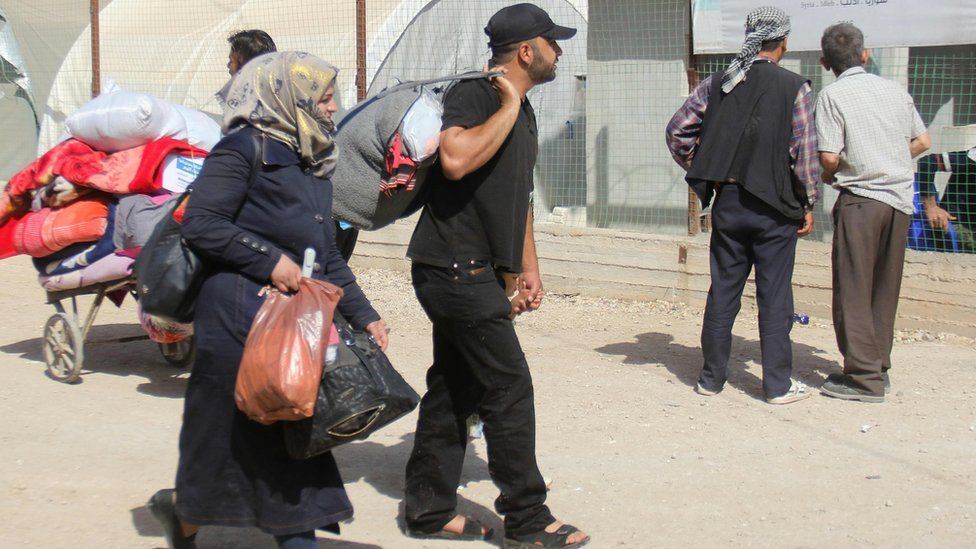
[
  {"xmin": 504, "ymin": 523, "xmax": 590, "ymax": 548},
  {"xmin": 407, "ymin": 515, "xmax": 494, "ymax": 541},
  {"xmin": 147, "ymin": 489, "xmax": 197, "ymax": 549}
]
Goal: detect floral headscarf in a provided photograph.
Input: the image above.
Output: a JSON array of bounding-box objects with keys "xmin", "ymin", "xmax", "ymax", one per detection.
[{"xmin": 222, "ymin": 51, "xmax": 339, "ymax": 178}]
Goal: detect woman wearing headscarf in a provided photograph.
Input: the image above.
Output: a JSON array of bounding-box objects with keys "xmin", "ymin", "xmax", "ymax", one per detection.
[{"xmin": 148, "ymin": 51, "xmax": 388, "ymax": 549}]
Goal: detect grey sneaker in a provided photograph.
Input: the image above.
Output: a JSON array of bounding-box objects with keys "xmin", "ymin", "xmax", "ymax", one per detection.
[
  {"xmin": 766, "ymin": 379, "xmax": 811, "ymax": 405},
  {"xmin": 827, "ymin": 372, "xmax": 890, "ymax": 395},
  {"xmin": 695, "ymin": 382, "xmax": 722, "ymax": 396},
  {"xmin": 820, "ymin": 378, "xmax": 884, "ymax": 403}
]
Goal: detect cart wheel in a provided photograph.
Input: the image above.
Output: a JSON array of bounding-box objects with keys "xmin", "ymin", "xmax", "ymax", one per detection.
[
  {"xmin": 43, "ymin": 313, "xmax": 84, "ymax": 383},
  {"xmin": 158, "ymin": 337, "xmax": 195, "ymax": 368}
]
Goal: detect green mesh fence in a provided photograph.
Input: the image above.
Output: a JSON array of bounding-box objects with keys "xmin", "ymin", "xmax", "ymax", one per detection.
[
  {"xmin": 2, "ymin": 1, "xmax": 973, "ymax": 254},
  {"xmin": 695, "ymin": 45, "xmax": 976, "ymax": 252}
]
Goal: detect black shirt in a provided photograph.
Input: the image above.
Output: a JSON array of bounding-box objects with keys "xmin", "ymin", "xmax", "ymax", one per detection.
[{"xmin": 407, "ymin": 78, "xmax": 537, "ymax": 272}]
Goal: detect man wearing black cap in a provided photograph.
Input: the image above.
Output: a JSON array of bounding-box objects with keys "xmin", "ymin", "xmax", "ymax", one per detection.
[{"xmin": 403, "ymin": 4, "xmax": 589, "ymax": 548}]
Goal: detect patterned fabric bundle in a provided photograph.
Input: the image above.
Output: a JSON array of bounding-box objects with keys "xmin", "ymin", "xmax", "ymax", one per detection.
[
  {"xmin": 32, "ymin": 202, "xmax": 117, "ymax": 275},
  {"xmin": 721, "ymin": 6, "xmax": 791, "ymax": 94},
  {"xmin": 13, "ymin": 196, "xmax": 111, "ymax": 257},
  {"xmin": 138, "ymin": 303, "xmax": 193, "ymax": 343},
  {"xmin": 37, "ymin": 253, "xmax": 135, "ymax": 291}
]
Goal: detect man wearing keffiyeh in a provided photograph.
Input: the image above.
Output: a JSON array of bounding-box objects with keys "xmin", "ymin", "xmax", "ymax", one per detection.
[{"xmin": 665, "ymin": 6, "xmax": 819, "ymax": 405}]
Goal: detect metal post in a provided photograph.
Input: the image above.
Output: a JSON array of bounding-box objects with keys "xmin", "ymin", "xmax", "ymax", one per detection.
[
  {"xmin": 90, "ymin": 0, "xmax": 100, "ymax": 98},
  {"xmin": 356, "ymin": 0, "xmax": 367, "ymax": 101},
  {"xmin": 685, "ymin": 0, "xmax": 700, "ymax": 236}
]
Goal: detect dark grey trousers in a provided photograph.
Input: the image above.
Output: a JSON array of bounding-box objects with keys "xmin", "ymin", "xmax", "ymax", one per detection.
[
  {"xmin": 699, "ymin": 185, "xmax": 800, "ymax": 398},
  {"xmin": 831, "ymin": 192, "xmax": 910, "ymax": 396}
]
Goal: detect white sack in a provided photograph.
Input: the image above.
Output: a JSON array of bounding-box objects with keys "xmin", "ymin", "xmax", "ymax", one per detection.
[
  {"xmin": 65, "ymin": 89, "xmax": 221, "ymax": 152},
  {"xmin": 65, "ymin": 90, "xmax": 184, "ymax": 152},
  {"xmin": 174, "ymin": 105, "xmax": 222, "ymax": 150},
  {"xmin": 400, "ymin": 87, "xmax": 443, "ymax": 162}
]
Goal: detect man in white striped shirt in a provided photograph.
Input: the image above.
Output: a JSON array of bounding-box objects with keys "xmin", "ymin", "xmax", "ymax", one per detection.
[{"xmin": 815, "ymin": 23, "xmax": 931, "ymax": 403}]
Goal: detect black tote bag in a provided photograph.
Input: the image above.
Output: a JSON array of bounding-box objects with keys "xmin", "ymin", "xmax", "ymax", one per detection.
[
  {"xmin": 134, "ymin": 192, "xmax": 201, "ymax": 323},
  {"xmin": 284, "ymin": 314, "xmax": 420, "ymax": 459},
  {"xmin": 135, "ymin": 134, "xmax": 263, "ymax": 323}
]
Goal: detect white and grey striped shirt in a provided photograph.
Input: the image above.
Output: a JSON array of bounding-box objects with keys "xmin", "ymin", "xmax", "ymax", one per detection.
[{"xmin": 815, "ymin": 66, "xmax": 927, "ymax": 215}]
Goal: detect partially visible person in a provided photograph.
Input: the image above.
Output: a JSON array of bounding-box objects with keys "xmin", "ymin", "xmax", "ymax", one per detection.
[
  {"xmin": 666, "ymin": 6, "xmax": 819, "ymax": 405},
  {"xmin": 916, "ymin": 147, "xmax": 976, "ymax": 253},
  {"xmin": 816, "ymin": 23, "xmax": 931, "ymax": 403},
  {"xmin": 403, "ymin": 4, "xmax": 590, "ymax": 548},
  {"xmin": 227, "ymin": 29, "xmax": 277, "ymax": 76},
  {"xmin": 217, "ymin": 30, "xmax": 278, "ymax": 111},
  {"xmin": 147, "ymin": 52, "xmax": 387, "ymax": 549}
]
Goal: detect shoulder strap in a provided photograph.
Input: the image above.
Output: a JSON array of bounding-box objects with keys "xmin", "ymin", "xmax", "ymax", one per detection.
[
  {"xmin": 246, "ymin": 131, "xmax": 264, "ymax": 189},
  {"xmin": 374, "ymin": 70, "xmax": 503, "ymax": 100},
  {"xmin": 337, "ymin": 70, "xmax": 502, "ymax": 131}
]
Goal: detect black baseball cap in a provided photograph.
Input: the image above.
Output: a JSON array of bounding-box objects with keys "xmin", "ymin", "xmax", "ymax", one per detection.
[{"xmin": 484, "ymin": 3, "xmax": 577, "ymax": 48}]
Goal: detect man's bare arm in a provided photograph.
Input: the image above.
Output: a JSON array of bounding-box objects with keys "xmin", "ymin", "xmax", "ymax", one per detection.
[
  {"xmin": 922, "ymin": 194, "xmax": 956, "ymax": 231},
  {"xmin": 438, "ymin": 76, "xmax": 521, "ymax": 181},
  {"xmin": 515, "ymin": 209, "xmax": 543, "ymax": 314},
  {"xmin": 910, "ymin": 132, "xmax": 931, "ymax": 158},
  {"xmin": 819, "ymin": 152, "xmax": 841, "ymax": 183}
]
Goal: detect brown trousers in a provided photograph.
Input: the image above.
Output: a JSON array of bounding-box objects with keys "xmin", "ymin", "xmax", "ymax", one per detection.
[{"xmin": 831, "ymin": 192, "xmax": 910, "ymax": 396}]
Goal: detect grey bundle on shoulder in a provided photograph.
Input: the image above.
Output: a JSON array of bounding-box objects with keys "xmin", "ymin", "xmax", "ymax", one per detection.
[{"xmin": 331, "ymin": 71, "xmax": 499, "ymax": 231}]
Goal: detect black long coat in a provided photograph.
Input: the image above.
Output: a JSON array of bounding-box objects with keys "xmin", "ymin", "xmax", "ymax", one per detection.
[{"xmin": 173, "ymin": 127, "xmax": 379, "ymax": 535}]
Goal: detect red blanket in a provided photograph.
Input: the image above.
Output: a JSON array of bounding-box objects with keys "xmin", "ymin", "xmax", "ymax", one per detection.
[{"xmin": 1, "ymin": 138, "xmax": 206, "ymax": 226}]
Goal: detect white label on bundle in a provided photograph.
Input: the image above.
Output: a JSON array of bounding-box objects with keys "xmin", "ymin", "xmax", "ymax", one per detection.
[{"xmin": 160, "ymin": 154, "xmax": 205, "ymax": 193}]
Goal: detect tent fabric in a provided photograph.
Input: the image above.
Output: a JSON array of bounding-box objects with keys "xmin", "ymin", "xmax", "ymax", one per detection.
[
  {"xmin": 0, "ymin": 7, "xmax": 38, "ymax": 127},
  {"xmin": 1, "ymin": 0, "xmax": 587, "ymax": 198}
]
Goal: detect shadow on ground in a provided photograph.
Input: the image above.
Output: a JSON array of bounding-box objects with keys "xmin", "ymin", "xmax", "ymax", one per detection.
[
  {"xmin": 131, "ymin": 433, "xmax": 499, "ymax": 548},
  {"xmin": 131, "ymin": 503, "xmax": 382, "ymax": 548},
  {"xmin": 0, "ymin": 323, "xmax": 190, "ymax": 398},
  {"xmin": 595, "ymin": 331, "xmax": 839, "ymax": 400},
  {"xmin": 335, "ymin": 432, "xmax": 501, "ymax": 543}
]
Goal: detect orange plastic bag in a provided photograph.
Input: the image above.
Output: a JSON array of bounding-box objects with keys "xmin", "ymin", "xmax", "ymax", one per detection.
[{"xmin": 235, "ymin": 278, "xmax": 344, "ymax": 425}]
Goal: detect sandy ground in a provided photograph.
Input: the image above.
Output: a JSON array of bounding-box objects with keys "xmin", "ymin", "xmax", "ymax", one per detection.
[{"xmin": 1, "ymin": 254, "xmax": 974, "ymax": 548}]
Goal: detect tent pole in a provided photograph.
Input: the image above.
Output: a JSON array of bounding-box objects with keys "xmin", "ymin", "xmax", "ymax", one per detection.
[
  {"xmin": 356, "ymin": 0, "xmax": 367, "ymax": 101},
  {"xmin": 90, "ymin": 0, "xmax": 100, "ymax": 98}
]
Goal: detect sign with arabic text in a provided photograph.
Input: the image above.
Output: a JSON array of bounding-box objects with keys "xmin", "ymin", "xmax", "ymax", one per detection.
[{"xmin": 692, "ymin": 0, "xmax": 976, "ymax": 54}]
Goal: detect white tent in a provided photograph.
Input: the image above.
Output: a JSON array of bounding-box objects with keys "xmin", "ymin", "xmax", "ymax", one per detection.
[
  {"xmin": 367, "ymin": 0, "xmax": 588, "ymax": 212},
  {"xmin": 2, "ymin": 0, "xmax": 588, "ymax": 214},
  {"xmin": 0, "ymin": 1, "xmax": 100, "ymax": 180}
]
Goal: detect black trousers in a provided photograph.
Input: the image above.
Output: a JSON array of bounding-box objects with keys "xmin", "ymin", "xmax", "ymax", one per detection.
[
  {"xmin": 334, "ymin": 221, "xmax": 359, "ymax": 262},
  {"xmin": 699, "ymin": 185, "xmax": 800, "ymax": 398},
  {"xmin": 404, "ymin": 262, "xmax": 552, "ymax": 536}
]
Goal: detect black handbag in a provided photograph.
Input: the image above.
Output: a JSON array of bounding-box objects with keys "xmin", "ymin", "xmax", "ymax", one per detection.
[
  {"xmin": 134, "ymin": 134, "xmax": 263, "ymax": 323},
  {"xmin": 284, "ymin": 314, "xmax": 420, "ymax": 459},
  {"xmin": 134, "ymin": 192, "xmax": 201, "ymax": 323}
]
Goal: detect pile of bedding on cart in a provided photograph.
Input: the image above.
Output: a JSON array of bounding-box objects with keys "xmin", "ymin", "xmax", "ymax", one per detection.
[{"xmin": 0, "ymin": 87, "xmax": 219, "ymax": 343}]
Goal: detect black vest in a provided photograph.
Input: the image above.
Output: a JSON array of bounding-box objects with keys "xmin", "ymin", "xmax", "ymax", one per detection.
[{"xmin": 686, "ymin": 61, "xmax": 808, "ymax": 220}]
